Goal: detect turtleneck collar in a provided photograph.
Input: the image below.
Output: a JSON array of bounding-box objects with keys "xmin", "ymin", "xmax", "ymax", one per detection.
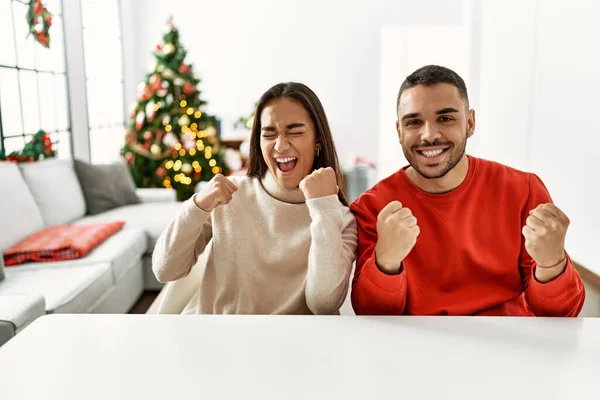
[{"xmin": 260, "ymin": 169, "xmax": 306, "ymax": 204}]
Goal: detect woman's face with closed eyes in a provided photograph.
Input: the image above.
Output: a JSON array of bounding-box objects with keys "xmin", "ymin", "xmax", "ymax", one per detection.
[{"xmin": 260, "ymin": 97, "xmax": 319, "ymax": 189}]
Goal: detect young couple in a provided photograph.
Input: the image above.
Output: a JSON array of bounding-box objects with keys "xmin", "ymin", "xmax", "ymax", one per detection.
[{"xmin": 153, "ymin": 65, "xmax": 585, "ymax": 317}]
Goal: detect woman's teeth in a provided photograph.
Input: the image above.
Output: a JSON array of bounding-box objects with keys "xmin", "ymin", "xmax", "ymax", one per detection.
[
  {"xmin": 276, "ymin": 157, "xmax": 298, "ymax": 172},
  {"xmin": 276, "ymin": 157, "xmax": 297, "ymax": 163}
]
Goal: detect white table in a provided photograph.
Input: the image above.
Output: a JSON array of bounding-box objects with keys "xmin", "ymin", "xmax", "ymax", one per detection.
[{"xmin": 0, "ymin": 315, "xmax": 599, "ymax": 400}]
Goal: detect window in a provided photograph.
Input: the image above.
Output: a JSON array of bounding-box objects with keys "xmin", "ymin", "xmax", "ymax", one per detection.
[
  {"xmin": 0, "ymin": 0, "xmax": 71, "ymax": 158},
  {"xmin": 80, "ymin": 0, "xmax": 125, "ymax": 164}
]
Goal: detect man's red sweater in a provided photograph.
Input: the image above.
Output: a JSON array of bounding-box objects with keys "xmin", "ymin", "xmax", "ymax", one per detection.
[{"xmin": 350, "ymin": 156, "xmax": 585, "ymax": 316}]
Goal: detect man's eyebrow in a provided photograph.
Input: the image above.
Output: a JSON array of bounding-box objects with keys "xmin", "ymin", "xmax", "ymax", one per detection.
[
  {"xmin": 261, "ymin": 126, "xmax": 276, "ymax": 131},
  {"xmin": 400, "ymin": 112, "xmax": 419, "ymax": 121},
  {"xmin": 436, "ymin": 107, "xmax": 459, "ymax": 114}
]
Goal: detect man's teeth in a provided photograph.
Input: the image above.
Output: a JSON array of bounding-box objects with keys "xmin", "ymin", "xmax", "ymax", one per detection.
[
  {"xmin": 276, "ymin": 157, "xmax": 297, "ymax": 163},
  {"xmin": 422, "ymin": 149, "xmax": 444, "ymax": 158}
]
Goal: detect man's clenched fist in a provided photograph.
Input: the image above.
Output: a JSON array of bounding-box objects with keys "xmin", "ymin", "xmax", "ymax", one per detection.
[
  {"xmin": 375, "ymin": 201, "xmax": 419, "ymax": 275},
  {"xmin": 523, "ymin": 203, "xmax": 569, "ymax": 268}
]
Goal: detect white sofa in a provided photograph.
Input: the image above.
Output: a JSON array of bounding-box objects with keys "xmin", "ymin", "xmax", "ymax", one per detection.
[{"xmin": 0, "ymin": 159, "xmax": 181, "ymax": 346}]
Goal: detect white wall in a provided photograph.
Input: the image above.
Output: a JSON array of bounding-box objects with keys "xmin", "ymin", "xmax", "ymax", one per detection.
[
  {"xmin": 475, "ymin": 0, "xmax": 600, "ymax": 274},
  {"xmin": 528, "ymin": 0, "xmax": 600, "ymax": 274},
  {"xmin": 475, "ymin": 0, "xmax": 539, "ymax": 171},
  {"xmin": 377, "ymin": 19, "xmax": 473, "ymax": 179},
  {"xmin": 122, "ymin": 0, "xmax": 463, "ymax": 167}
]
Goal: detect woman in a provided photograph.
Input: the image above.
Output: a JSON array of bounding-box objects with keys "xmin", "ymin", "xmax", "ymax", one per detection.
[{"xmin": 152, "ymin": 82, "xmax": 357, "ymax": 314}]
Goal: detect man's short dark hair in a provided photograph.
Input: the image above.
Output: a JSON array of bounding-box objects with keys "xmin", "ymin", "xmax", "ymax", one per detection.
[{"xmin": 396, "ymin": 65, "xmax": 469, "ymax": 113}]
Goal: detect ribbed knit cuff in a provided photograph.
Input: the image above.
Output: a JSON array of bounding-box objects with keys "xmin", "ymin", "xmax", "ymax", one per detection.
[
  {"xmin": 363, "ymin": 254, "xmax": 406, "ymax": 294},
  {"xmin": 183, "ymin": 194, "xmax": 211, "ymax": 223},
  {"xmin": 530, "ymin": 253, "xmax": 578, "ymax": 298},
  {"xmin": 306, "ymin": 195, "xmax": 343, "ymax": 221}
]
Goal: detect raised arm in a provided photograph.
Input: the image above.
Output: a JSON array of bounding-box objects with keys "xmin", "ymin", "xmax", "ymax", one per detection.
[
  {"xmin": 519, "ymin": 174, "xmax": 585, "ymax": 316},
  {"xmin": 153, "ymin": 174, "xmax": 238, "ymax": 283},
  {"xmin": 350, "ymin": 201, "xmax": 417, "ymax": 315},
  {"xmin": 305, "ymin": 196, "xmax": 357, "ymax": 315}
]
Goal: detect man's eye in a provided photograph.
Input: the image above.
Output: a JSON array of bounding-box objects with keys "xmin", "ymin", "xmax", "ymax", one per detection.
[
  {"xmin": 262, "ymin": 134, "xmax": 276, "ymax": 139},
  {"xmin": 406, "ymin": 120, "xmax": 420, "ymax": 126},
  {"xmin": 439, "ymin": 116, "xmax": 453, "ymax": 122}
]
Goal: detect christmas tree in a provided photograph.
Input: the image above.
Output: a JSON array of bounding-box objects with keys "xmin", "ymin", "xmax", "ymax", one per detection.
[{"xmin": 121, "ymin": 18, "xmax": 229, "ymax": 201}]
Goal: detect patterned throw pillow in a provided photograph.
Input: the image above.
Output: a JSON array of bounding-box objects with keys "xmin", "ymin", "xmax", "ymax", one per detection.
[{"xmin": 3, "ymin": 221, "xmax": 125, "ymax": 266}]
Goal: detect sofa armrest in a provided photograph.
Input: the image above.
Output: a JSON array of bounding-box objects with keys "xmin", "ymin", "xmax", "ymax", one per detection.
[
  {"xmin": 0, "ymin": 293, "xmax": 46, "ymax": 346},
  {"xmin": 136, "ymin": 188, "xmax": 178, "ymax": 203},
  {"xmin": 0, "ymin": 320, "xmax": 15, "ymax": 348}
]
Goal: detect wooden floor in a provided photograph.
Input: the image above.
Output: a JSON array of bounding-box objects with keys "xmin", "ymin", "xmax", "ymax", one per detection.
[{"xmin": 128, "ymin": 291, "xmax": 160, "ymax": 314}]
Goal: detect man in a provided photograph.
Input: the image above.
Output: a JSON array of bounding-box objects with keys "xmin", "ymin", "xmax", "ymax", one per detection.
[{"xmin": 350, "ymin": 65, "xmax": 585, "ymax": 316}]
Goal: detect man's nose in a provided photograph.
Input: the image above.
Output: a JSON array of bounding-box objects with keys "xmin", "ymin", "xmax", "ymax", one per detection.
[{"xmin": 420, "ymin": 121, "xmax": 441, "ymax": 143}]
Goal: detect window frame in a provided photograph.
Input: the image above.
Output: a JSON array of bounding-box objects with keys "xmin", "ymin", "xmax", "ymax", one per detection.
[{"xmin": 0, "ymin": 0, "xmax": 72, "ymax": 158}]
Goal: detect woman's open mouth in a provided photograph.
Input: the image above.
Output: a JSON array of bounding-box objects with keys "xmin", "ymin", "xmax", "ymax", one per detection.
[{"xmin": 276, "ymin": 156, "xmax": 298, "ymax": 173}]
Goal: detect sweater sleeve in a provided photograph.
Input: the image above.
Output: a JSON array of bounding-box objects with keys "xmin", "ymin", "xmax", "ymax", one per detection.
[
  {"xmin": 152, "ymin": 194, "xmax": 213, "ymax": 283},
  {"xmin": 304, "ymin": 195, "xmax": 357, "ymax": 315},
  {"xmin": 349, "ymin": 201, "xmax": 408, "ymax": 315},
  {"xmin": 519, "ymin": 174, "xmax": 585, "ymax": 316}
]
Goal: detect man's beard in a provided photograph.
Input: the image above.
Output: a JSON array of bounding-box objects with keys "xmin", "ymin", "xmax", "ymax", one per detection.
[{"xmin": 403, "ymin": 135, "xmax": 467, "ymax": 180}]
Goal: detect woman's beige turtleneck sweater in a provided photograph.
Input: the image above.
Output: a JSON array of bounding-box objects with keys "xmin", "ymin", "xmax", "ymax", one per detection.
[{"xmin": 152, "ymin": 172, "xmax": 357, "ymax": 315}]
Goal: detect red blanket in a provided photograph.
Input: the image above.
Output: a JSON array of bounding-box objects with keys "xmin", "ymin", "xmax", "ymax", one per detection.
[{"xmin": 3, "ymin": 221, "xmax": 125, "ymax": 266}]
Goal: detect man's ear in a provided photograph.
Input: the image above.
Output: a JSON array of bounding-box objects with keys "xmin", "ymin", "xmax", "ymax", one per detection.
[
  {"xmin": 466, "ymin": 109, "xmax": 476, "ymax": 138},
  {"xmin": 396, "ymin": 120, "xmax": 402, "ymax": 141}
]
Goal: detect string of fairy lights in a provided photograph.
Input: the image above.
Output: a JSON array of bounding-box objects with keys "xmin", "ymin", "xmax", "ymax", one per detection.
[{"xmin": 159, "ymin": 96, "xmax": 222, "ymax": 189}]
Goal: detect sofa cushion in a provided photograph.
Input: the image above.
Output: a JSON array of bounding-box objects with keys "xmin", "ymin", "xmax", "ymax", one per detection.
[
  {"xmin": 0, "ymin": 293, "xmax": 45, "ymax": 332},
  {"xmin": 0, "ymin": 162, "xmax": 45, "ymax": 253},
  {"xmin": 73, "ymin": 159, "xmax": 140, "ymax": 215},
  {"xmin": 5, "ymin": 227, "xmax": 147, "ymax": 284},
  {"xmin": 76, "ymin": 202, "xmax": 182, "ymax": 254},
  {"xmin": 19, "ymin": 159, "xmax": 86, "ymax": 226},
  {"xmin": 0, "ymin": 263, "xmax": 113, "ymax": 313}
]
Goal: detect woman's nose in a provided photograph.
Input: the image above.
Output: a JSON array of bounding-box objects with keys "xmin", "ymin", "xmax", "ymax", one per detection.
[{"xmin": 274, "ymin": 135, "xmax": 291, "ymax": 152}]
